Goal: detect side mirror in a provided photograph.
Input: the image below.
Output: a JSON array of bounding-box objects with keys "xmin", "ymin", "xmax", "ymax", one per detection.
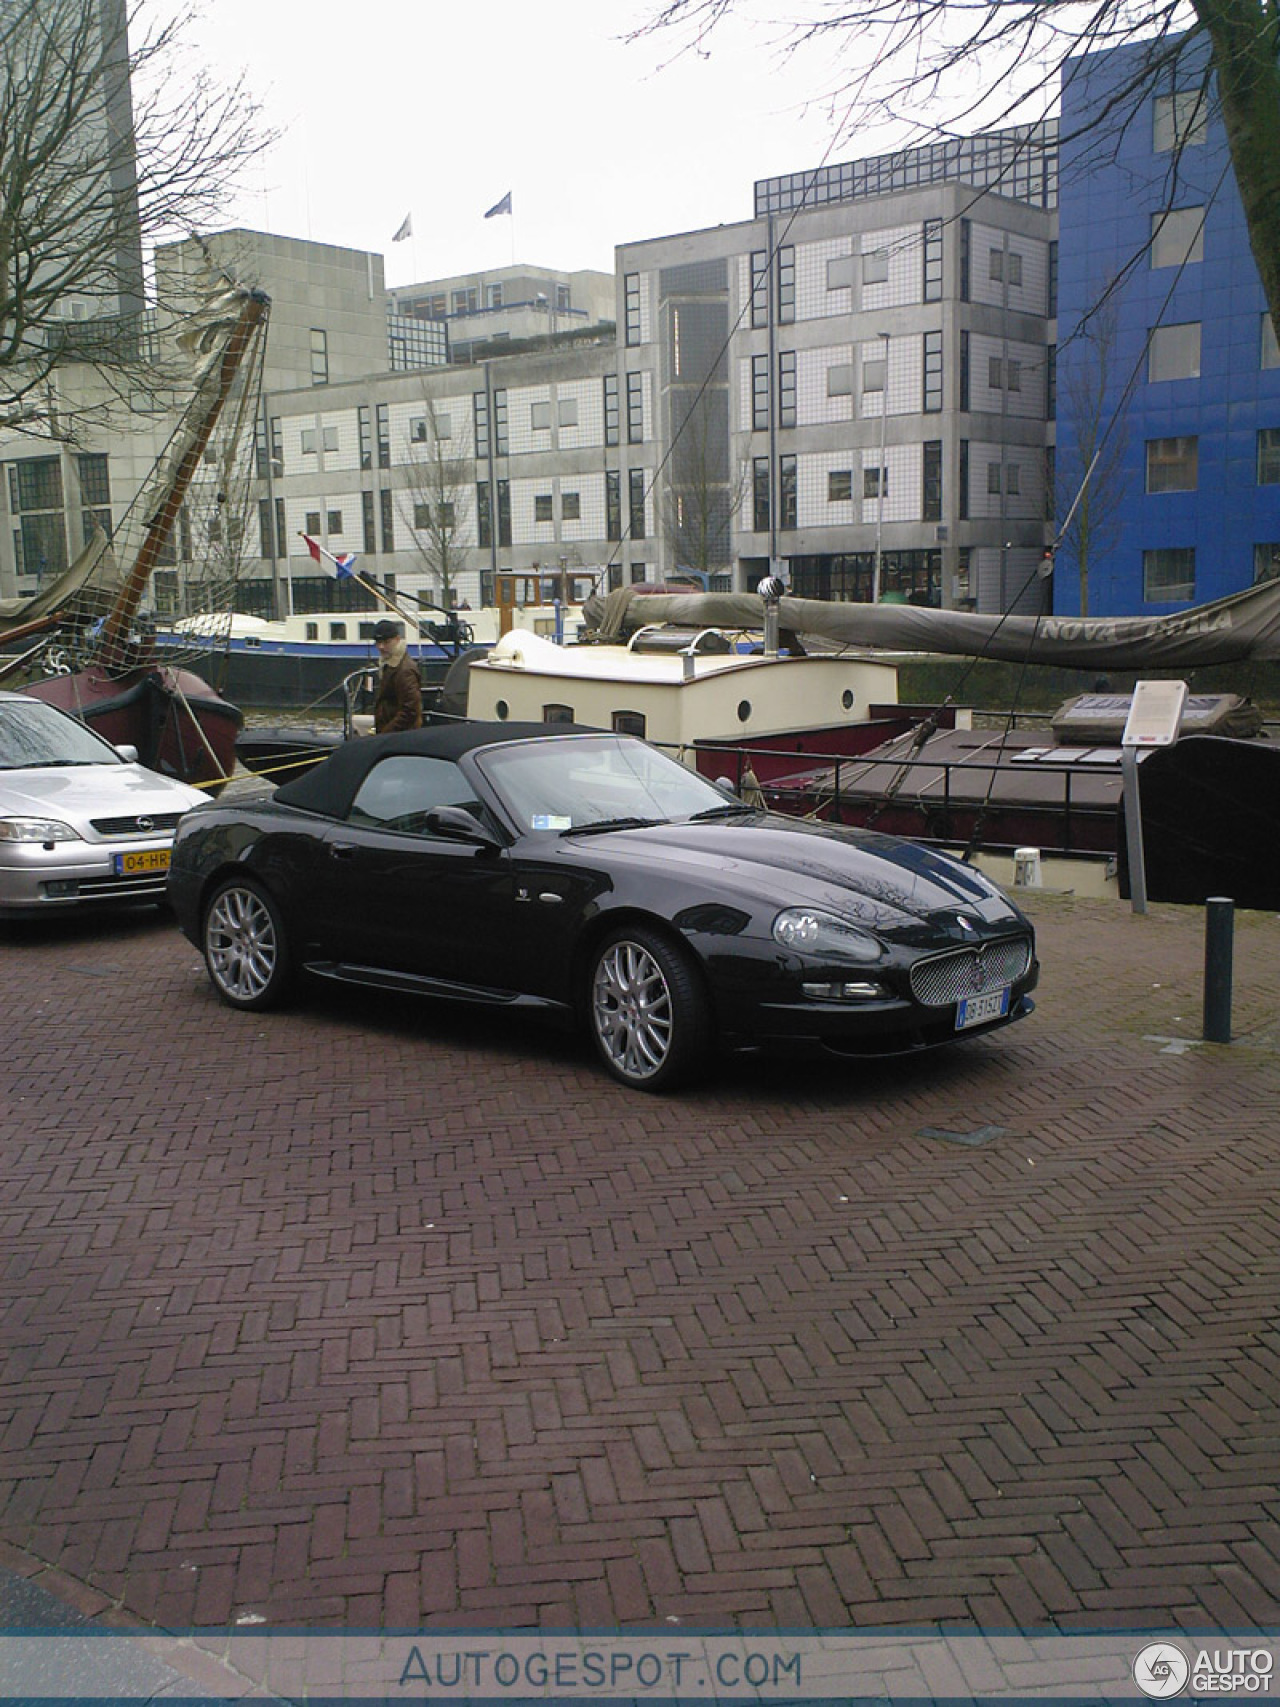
[
  {"xmin": 114, "ymin": 743, "xmax": 140, "ymax": 763},
  {"xmin": 714, "ymin": 775, "xmax": 739, "ymax": 797},
  {"xmin": 424, "ymin": 805, "xmax": 502, "ymax": 849}
]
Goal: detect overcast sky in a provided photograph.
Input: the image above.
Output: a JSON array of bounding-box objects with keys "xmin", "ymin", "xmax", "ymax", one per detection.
[{"xmin": 185, "ymin": 0, "xmax": 890, "ymax": 287}]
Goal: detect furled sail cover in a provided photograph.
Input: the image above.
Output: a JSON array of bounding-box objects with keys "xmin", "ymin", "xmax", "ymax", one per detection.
[{"xmin": 585, "ymin": 580, "xmax": 1280, "ymax": 669}]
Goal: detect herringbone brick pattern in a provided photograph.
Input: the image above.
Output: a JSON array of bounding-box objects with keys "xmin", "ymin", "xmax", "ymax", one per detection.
[{"xmin": 1, "ymin": 895, "xmax": 1278, "ymax": 1630}]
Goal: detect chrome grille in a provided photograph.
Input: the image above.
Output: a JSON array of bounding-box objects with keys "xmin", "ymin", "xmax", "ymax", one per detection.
[
  {"xmin": 910, "ymin": 938, "xmax": 1032, "ymax": 1007},
  {"xmin": 90, "ymin": 812, "xmax": 185, "ymax": 837}
]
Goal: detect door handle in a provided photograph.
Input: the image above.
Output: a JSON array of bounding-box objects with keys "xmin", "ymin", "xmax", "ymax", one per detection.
[{"xmin": 329, "ymin": 842, "xmax": 355, "ymax": 860}]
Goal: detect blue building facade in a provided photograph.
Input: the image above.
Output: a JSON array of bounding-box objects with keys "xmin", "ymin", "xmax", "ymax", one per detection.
[{"xmin": 1054, "ymin": 37, "xmax": 1280, "ymax": 616}]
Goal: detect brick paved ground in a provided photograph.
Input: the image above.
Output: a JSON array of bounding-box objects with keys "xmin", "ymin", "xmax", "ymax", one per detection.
[{"xmin": 1, "ymin": 892, "xmax": 1278, "ymax": 1632}]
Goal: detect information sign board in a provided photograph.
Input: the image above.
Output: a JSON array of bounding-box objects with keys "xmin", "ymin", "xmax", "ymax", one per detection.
[{"xmin": 1121, "ymin": 679, "xmax": 1188, "ymax": 748}]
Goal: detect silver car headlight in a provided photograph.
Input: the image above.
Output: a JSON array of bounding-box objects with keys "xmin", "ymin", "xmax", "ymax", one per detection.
[
  {"xmin": 772, "ymin": 906, "xmax": 883, "ymax": 963},
  {"xmin": 0, "ymin": 818, "xmax": 81, "ymax": 843}
]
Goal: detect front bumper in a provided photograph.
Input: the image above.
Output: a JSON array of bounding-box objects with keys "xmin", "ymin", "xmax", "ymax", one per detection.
[{"xmin": 0, "ymin": 838, "xmax": 174, "ymax": 914}]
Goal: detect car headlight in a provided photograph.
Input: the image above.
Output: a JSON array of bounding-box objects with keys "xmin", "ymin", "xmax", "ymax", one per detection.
[
  {"xmin": 0, "ymin": 818, "xmax": 81, "ymax": 843},
  {"xmin": 772, "ymin": 906, "xmax": 883, "ymax": 963}
]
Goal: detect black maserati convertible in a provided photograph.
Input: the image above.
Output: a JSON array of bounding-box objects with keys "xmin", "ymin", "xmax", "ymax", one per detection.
[{"xmin": 167, "ymin": 723, "xmax": 1039, "ymax": 1091}]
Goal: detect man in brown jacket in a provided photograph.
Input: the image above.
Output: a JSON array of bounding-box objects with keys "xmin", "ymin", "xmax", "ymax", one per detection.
[{"xmin": 371, "ymin": 619, "xmax": 423, "ymax": 732}]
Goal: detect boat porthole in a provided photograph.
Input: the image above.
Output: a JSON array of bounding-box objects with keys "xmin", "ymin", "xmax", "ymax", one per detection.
[
  {"xmin": 496, "ymin": 699, "xmax": 509, "ymax": 720},
  {"xmin": 736, "ymin": 700, "xmax": 751, "ymax": 723},
  {"xmin": 842, "ymin": 689, "xmax": 855, "ymax": 710}
]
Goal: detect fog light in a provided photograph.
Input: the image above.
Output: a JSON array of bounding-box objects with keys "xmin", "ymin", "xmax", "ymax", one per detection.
[{"xmin": 802, "ymin": 980, "xmax": 888, "ymax": 1001}]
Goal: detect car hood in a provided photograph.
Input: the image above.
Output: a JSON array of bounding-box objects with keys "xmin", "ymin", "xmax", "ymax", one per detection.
[
  {"xmin": 558, "ymin": 813, "xmax": 1023, "ymax": 935},
  {"xmin": 0, "ymin": 763, "xmax": 207, "ymax": 829}
]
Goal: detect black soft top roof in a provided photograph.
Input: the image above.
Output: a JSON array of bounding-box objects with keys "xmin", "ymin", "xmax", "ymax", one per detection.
[{"xmin": 273, "ymin": 721, "xmax": 599, "ymax": 818}]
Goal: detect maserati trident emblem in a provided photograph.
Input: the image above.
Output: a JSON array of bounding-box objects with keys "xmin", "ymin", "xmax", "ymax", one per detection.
[{"xmin": 956, "ymin": 915, "xmax": 977, "ymax": 932}]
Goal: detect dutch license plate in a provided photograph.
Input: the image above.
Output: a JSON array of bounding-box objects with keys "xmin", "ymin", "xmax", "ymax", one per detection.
[
  {"xmin": 956, "ymin": 985, "xmax": 1011, "ymax": 1030},
  {"xmin": 113, "ymin": 848, "xmax": 170, "ymax": 877}
]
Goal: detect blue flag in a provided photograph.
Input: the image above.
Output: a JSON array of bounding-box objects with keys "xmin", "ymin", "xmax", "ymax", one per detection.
[{"xmin": 484, "ymin": 191, "xmax": 512, "ymax": 219}]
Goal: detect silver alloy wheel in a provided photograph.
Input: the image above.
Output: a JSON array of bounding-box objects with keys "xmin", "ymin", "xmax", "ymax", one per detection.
[
  {"xmin": 205, "ymin": 884, "xmax": 279, "ymax": 1004},
  {"xmin": 591, "ymin": 936, "xmax": 674, "ymax": 1081}
]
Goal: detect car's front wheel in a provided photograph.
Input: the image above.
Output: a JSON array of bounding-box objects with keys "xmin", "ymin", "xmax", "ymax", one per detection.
[
  {"xmin": 202, "ymin": 877, "xmax": 293, "ymax": 1011},
  {"xmin": 587, "ymin": 925, "xmax": 709, "ymax": 1092}
]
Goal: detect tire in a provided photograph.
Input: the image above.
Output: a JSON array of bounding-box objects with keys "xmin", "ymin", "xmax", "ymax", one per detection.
[
  {"xmin": 202, "ymin": 877, "xmax": 294, "ymax": 1011},
  {"xmin": 587, "ymin": 925, "xmax": 710, "ymax": 1092}
]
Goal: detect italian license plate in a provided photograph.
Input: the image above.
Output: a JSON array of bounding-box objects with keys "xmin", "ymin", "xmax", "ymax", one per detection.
[
  {"xmin": 113, "ymin": 848, "xmax": 170, "ymax": 876},
  {"xmin": 956, "ymin": 985, "xmax": 1010, "ymax": 1030}
]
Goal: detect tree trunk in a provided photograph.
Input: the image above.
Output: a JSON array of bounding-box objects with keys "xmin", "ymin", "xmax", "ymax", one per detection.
[{"xmin": 1194, "ymin": 0, "xmax": 1280, "ymax": 340}]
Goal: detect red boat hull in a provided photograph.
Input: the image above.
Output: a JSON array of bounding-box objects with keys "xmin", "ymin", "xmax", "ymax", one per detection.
[{"xmin": 24, "ymin": 666, "xmax": 243, "ymax": 793}]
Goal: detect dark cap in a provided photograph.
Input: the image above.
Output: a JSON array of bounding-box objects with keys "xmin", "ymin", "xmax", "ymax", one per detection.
[{"xmin": 372, "ymin": 619, "xmax": 402, "ymax": 641}]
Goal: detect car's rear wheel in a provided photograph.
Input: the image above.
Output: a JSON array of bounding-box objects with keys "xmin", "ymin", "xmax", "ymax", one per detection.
[
  {"xmin": 202, "ymin": 877, "xmax": 293, "ymax": 1010},
  {"xmin": 587, "ymin": 925, "xmax": 709, "ymax": 1091}
]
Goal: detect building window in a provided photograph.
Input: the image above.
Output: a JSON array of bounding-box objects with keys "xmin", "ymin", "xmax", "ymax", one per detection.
[
  {"xmin": 493, "ymin": 389, "xmax": 509, "ymax": 456},
  {"xmin": 958, "ymin": 439, "xmax": 969, "ymax": 520},
  {"xmin": 750, "ymin": 251, "xmax": 768, "ymax": 328},
  {"xmin": 531, "ymin": 401, "xmax": 551, "ymax": 431},
  {"xmin": 1255, "ymin": 543, "xmax": 1280, "ymax": 582},
  {"xmin": 612, "ymin": 710, "xmax": 646, "ymax": 738},
  {"xmin": 476, "ymin": 481, "xmax": 492, "ymax": 549},
  {"xmin": 1147, "ymin": 436, "xmax": 1199, "ymax": 492},
  {"xmin": 1258, "ymin": 428, "xmax": 1280, "ymax": 485},
  {"xmin": 301, "ymin": 428, "xmax": 317, "ymax": 456},
  {"xmin": 1149, "ymin": 322, "xmax": 1201, "ymax": 382},
  {"xmin": 922, "ymin": 440, "xmax": 942, "ymax": 521},
  {"xmin": 752, "ymin": 456, "xmax": 770, "ymax": 532},
  {"xmin": 827, "ymin": 362, "xmax": 853, "ymax": 398},
  {"xmin": 862, "ymin": 355, "xmax": 886, "ymax": 394},
  {"xmin": 535, "ymin": 493, "xmax": 554, "ymax": 522},
  {"xmin": 376, "ymin": 403, "xmax": 390, "ymax": 469},
  {"xmin": 303, "ymin": 509, "xmax": 320, "ymax": 535},
  {"xmin": 1154, "ymin": 89, "xmax": 1208, "ymax": 153},
  {"xmin": 258, "ymin": 497, "xmax": 275, "ymax": 560},
  {"xmin": 1144, "ymin": 546, "xmax": 1195, "ymax": 601},
  {"xmin": 275, "ymin": 496, "xmax": 286, "ymax": 561},
  {"xmin": 779, "ymin": 454, "xmax": 797, "ymax": 529},
  {"xmin": 923, "ymin": 330, "xmax": 943, "ymax": 413},
  {"xmin": 451, "ymin": 287, "xmax": 478, "ymax": 315},
  {"xmin": 1263, "ymin": 315, "xmax": 1280, "ymax": 370},
  {"xmin": 864, "ymin": 466, "xmax": 887, "ymax": 500},
  {"xmin": 826, "ymin": 254, "xmax": 856, "ymax": 292},
  {"xmin": 863, "ymin": 248, "xmax": 889, "ymax": 285},
  {"xmin": 562, "ymin": 491, "xmax": 580, "ymax": 521},
  {"xmin": 778, "ymin": 351, "xmax": 796, "ymax": 429},
  {"xmin": 473, "ymin": 391, "xmax": 490, "ymax": 461},
  {"xmin": 556, "ymin": 284, "xmax": 570, "ymax": 312},
  {"xmin": 628, "ymin": 564, "xmax": 646, "ymax": 585},
  {"xmin": 541, "ymin": 703, "xmax": 575, "ymax": 725},
  {"xmin": 496, "ymin": 479, "xmax": 511, "ymax": 546},
  {"xmin": 829, "ymin": 469, "xmax": 853, "ymax": 503},
  {"xmin": 379, "ymin": 490, "xmax": 394, "ymax": 553},
  {"xmin": 1048, "ymin": 240, "xmax": 1058, "ymax": 317},
  {"xmin": 77, "ymin": 452, "xmax": 111, "ymax": 544},
  {"xmin": 624, "ymin": 273, "xmax": 641, "ymax": 345},
  {"xmin": 1047, "ymin": 344, "xmax": 1057, "ymax": 421},
  {"xmin": 327, "ymin": 509, "xmax": 342, "ymax": 535},
  {"xmin": 357, "ymin": 406, "xmax": 372, "ymax": 471},
  {"xmin": 987, "ymin": 463, "xmax": 1002, "ymax": 497},
  {"xmin": 486, "ymin": 283, "xmax": 503, "ymax": 309},
  {"xmin": 323, "ymin": 426, "xmax": 339, "ymax": 453},
  {"xmin": 1006, "ymin": 464, "xmax": 1021, "ymax": 495},
  {"xmin": 959, "ymin": 331, "xmax": 970, "ymax": 411},
  {"xmin": 923, "ymin": 219, "xmax": 943, "ymax": 302},
  {"xmin": 629, "ymin": 468, "xmax": 647, "ymax": 540},
  {"xmin": 989, "ymin": 249, "xmax": 1023, "ymax": 287},
  {"xmin": 310, "ymin": 328, "xmax": 328, "ymax": 385},
  {"xmin": 989, "ymin": 356, "xmax": 1022, "ymax": 391},
  {"xmin": 959, "ymin": 219, "xmax": 971, "ymax": 302},
  {"xmin": 414, "ymin": 501, "xmax": 430, "ymax": 532},
  {"xmin": 558, "ymin": 398, "xmax": 578, "ymax": 428},
  {"xmin": 410, "ymin": 416, "xmax": 428, "ymax": 443},
  {"xmin": 606, "ymin": 471, "xmax": 622, "ymax": 541},
  {"xmin": 603, "ymin": 374, "xmax": 619, "ymax": 445},
  {"xmin": 751, "ymin": 355, "xmax": 770, "ymax": 431},
  {"xmin": 1151, "ymin": 208, "xmax": 1205, "ymax": 268},
  {"xmin": 776, "ymin": 246, "xmax": 795, "ymax": 323},
  {"xmin": 626, "ymin": 372, "xmax": 644, "ymax": 443}
]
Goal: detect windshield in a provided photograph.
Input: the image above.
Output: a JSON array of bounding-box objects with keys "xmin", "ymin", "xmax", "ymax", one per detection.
[
  {"xmin": 477, "ymin": 734, "xmax": 734, "ymax": 833},
  {"xmin": 0, "ymin": 699, "xmax": 122, "ymax": 769}
]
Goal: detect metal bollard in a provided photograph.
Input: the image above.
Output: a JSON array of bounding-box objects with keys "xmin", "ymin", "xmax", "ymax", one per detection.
[{"xmin": 1202, "ymin": 896, "xmax": 1234, "ymax": 1044}]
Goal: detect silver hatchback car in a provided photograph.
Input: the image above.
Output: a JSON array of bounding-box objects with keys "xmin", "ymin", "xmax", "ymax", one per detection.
[{"xmin": 0, "ymin": 690, "xmax": 208, "ymax": 915}]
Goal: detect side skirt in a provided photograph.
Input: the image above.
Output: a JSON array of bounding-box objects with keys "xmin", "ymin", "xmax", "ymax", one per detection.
[{"xmin": 303, "ymin": 958, "xmax": 572, "ymax": 1018}]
